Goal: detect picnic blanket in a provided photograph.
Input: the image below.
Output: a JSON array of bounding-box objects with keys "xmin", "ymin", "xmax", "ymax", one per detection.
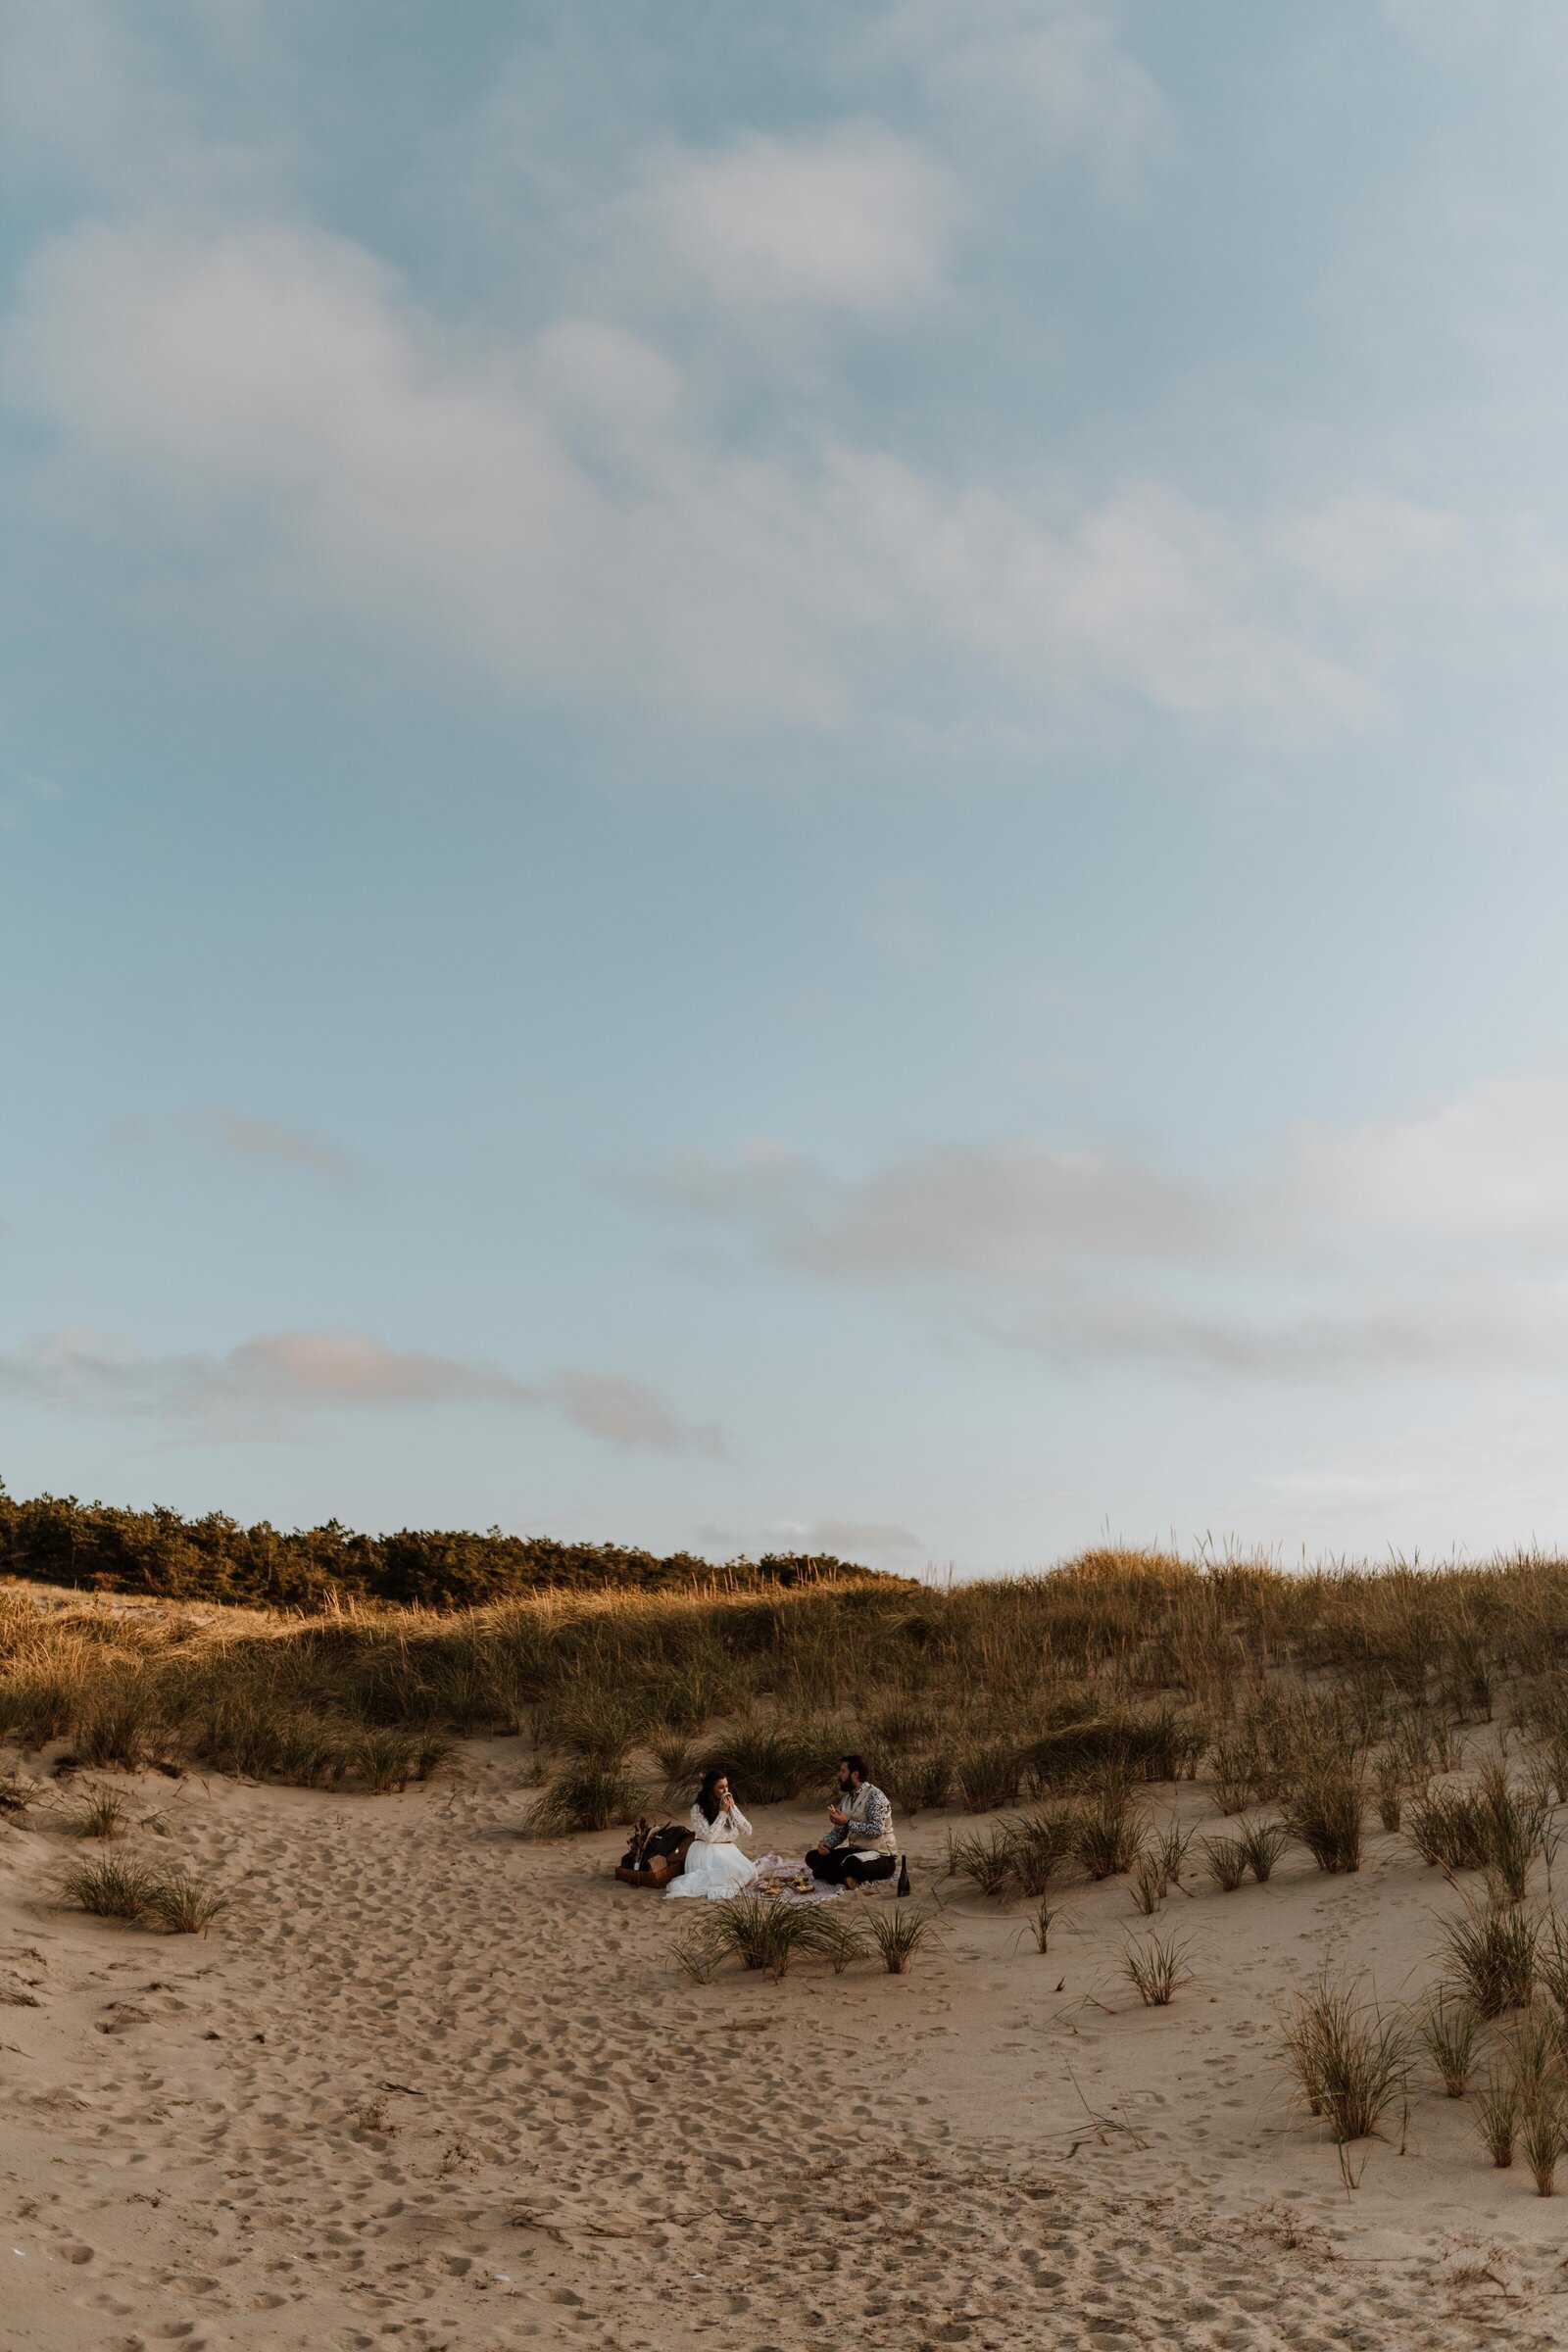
[{"xmin": 748, "ymin": 1852, "xmax": 842, "ymax": 1904}]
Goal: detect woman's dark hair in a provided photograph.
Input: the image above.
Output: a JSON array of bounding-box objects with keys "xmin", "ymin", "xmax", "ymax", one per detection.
[
  {"xmin": 840, "ymin": 1754, "xmax": 868, "ymax": 1785},
  {"xmin": 697, "ymin": 1769, "xmax": 729, "ymax": 1824}
]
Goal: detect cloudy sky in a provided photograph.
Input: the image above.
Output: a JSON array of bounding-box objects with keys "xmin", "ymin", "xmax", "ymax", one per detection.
[{"xmin": 8, "ymin": 2, "xmax": 1568, "ymax": 1571}]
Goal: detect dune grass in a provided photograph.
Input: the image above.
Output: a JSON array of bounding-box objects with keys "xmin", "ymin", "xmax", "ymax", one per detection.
[
  {"xmin": 1522, "ymin": 2087, "xmax": 1564, "ymax": 2195},
  {"xmin": 61, "ymin": 1783, "xmax": 132, "ymax": 1839},
  {"xmin": 947, "ymin": 1823, "xmax": 1025, "ymax": 1899},
  {"xmin": 1237, "ymin": 1817, "xmax": 1289, "ymax": 1883},
  {"xmin": 1025, "ymin": 1896, "xmax": 1062, "ymax": 1952},
  {"xmin": 1122, "ymin": 1929, "xmax": 1191, "ymax": 2006},
  {"xmin": 866, "ymin": 1903, "xmax": 938, "ymax": 1975},
  {"xmin": 947, "ymin": 1805, "xmax": 1100, "ymax": 1901},
  {"xmin": 1068, "ymin": 1785, "xmax": 1146, "ymax": 1880},
  {"xmin": 1202, "ymin": 1835, "xmax": 1249, "ymax": 1892},
  {"xmin": 61, "ymin": 1854, "xmax": 160, "ymax": 1920},
  {"xmin": 145, "ymin": 1869, "xmax": 228, "ymax": 1935},
  {"xmin": 1129, "ymin": 1855, "xmax": 1167, "ymax": 1914},
  {"xmin": 1405, "ymin": 1758, "xmax": 1551, "ymax": 1901},
  {"xmin": 1283, "ymin": 1762, "xmax": 1366, "ymax": 1875},
  {"xmin": 1279, "ymin": 1975, "xmax": 1410, "ymax": 2145},
  {"xmin": 884, "ymin": 1749, "xmax": 954, "ymax": 1816},
  {"xmin": 1148, "ymin": 1820, "xmax": 1195, "ymax": 1888},
  {"xmin": 702, "ymin": 1895, "xmax": 824, "ymax": 1981},
  {"xmin": 14, "ymin": 1544, "xmax": 1568, "ymax": 1860},
  {"xmin": 1443, "ymin": 1896, "xmax": 1539, "ymax": 2019},
  {"xmin": 60, "ymin": 1852, "xmax": 225, "ymax": 1933},
  {"xmin": 1418, "ymin": 1988, "xmax": 1479, "ymax": 2097},
  {"xmin": 523, "ymin": 1763, "xmax": 649, "ymax": 1838},
  {"xmin": 1475, "ymin": 2069, "xmax": 1520, "ymax": 2167}
]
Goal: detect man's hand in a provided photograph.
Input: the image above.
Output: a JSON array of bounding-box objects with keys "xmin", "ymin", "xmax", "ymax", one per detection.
[
  {"xmin": 827, "ymin": 1805, "xmax": 849, "ymax": 1827},
  {"xmin": 814, "ymin": 1839, "xmax": 831, "ymax": 1855}
]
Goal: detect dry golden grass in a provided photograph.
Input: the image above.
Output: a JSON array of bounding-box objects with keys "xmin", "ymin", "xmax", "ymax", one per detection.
[
  {"xmin": 9, "ymin": 1544, "xmax": 1568, "ymax": 1837},
  {"xmin": 1279, "ymin": 1973, "xmax": 1410, "ymax": 2145}
]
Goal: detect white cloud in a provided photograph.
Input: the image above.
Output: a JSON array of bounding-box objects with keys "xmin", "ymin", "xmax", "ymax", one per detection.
[
  {"xmin": 641, "ymin": 125, "xmax": 955, "ymax": 313},
  {"xmin": 1289, "ymin": 1069, "xmax": 1568, "ymax": 1243},
  {"xmin": 876, "ymin": 0, "xmax": 1164, "ymax": 182},
  {"xmin": 1, "ymin": 218, "xmax": 1382, "ymax": 739},
  {"xmin": 543, "ymin": 1371, "xmax": 726, "ymax": 1459},
  {"xmin": 0, "ymin": 0, "xmax": 293, "ymax": 215},
  {"xmin": 634, "ymin": 1064, "xmax": 1568, "ymax": 1381},
  {"xmin": 692, "ymin": 1513, "xmax": 923, "ymax": 1561},
  {"xmin": 1275, "ymin": 492, "xmax": 1461, "ymax": 602},
  {"xmin": 652, "ymin": 1138, "xmax": 1219, "ymax": 1280},
  {"xmin": 775, "ymin": 1517, "xmax": 925, "ymax": 1556},
  {"xmin": 1255, "ymin": 1390, "xmax": 1568, "ymax": 1546},
  {"xmin": 0, "ymin": 1329, "xmax": 725, "ymax": 1453},
  {"xmin": 1002, "ymin": 1283, "xmax": 1568, "ymax": 1378}
]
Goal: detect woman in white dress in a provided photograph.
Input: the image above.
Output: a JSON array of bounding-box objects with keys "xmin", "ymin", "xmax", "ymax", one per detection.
[{"xmin": 665, "ymin": 1771, "xmax": 758, "ymax": 1900}]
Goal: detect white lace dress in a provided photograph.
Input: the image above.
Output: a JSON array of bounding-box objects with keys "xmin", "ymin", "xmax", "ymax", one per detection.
[{"xmin": 665, "ymin": 1801, "xmax": 759, "ymax": 1900}]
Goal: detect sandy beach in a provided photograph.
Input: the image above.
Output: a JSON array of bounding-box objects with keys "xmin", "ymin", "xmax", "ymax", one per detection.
[{"xmin": 4, "ymin": 1740, "xmax": 1565, "ymax": 2352}]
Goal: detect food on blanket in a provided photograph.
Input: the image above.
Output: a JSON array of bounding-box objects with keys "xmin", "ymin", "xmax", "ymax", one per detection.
[{"xmin": 746, "ymin": 1853, "xmax": 839, "ymax": 1902}]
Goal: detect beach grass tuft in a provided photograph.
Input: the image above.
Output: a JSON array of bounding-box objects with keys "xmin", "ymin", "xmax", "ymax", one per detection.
[
  {"xmin": 1442, "ymin": 1896, "xmax": 1538, "ymax": 2019},
  {"xmin": 1121, "ymin": 1929, "xmax": 1191, "ymax": 2007},
  {"xmin": 865, "ymin": 1903, "xmax": 937, "ymax": 1975},
  {"xmin": 523, "ymin": 1763, "xmax": 648, "ymax": 1838},
  {"xmin": 61, "ymin": 1784, "xmax": 131, "ymax": 1839},
  {"xmin": 1475, "ymin": 2070, "xmax": 1520, "ymax": 2168},
  {"xmin": 1279, "ymin": 1975, "xmax": 1408, "ymax": 2143},
  {"xmin": 1418, "ymin": 1987, "xmax": 1479, "ymax": 2097},
  {"xmin": 1201, "ymin": 1835, "xmax": 1249, "ymax": 1893}
]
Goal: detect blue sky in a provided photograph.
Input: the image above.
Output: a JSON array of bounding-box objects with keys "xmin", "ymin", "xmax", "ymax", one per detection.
[{"xmin": 8, "ymin": 1, "xmax": 1568, "ymax": 1571}]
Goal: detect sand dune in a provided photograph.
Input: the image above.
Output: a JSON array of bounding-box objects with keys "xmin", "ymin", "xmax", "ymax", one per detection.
[{"xmin": 3, "ymin": 1745, "xmax": 1566, "ymax": 2349}]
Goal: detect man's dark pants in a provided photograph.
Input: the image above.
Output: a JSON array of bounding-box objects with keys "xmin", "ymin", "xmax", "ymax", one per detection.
[{"xmin": 806, "ymin": 1845, "xmax": 897, "ymax": 1886}]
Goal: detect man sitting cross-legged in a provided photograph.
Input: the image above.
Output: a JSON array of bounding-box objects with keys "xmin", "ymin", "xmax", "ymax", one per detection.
[{"xmin": 806, "ymin": 1754, "xmax": 898, "ymax": 1886}]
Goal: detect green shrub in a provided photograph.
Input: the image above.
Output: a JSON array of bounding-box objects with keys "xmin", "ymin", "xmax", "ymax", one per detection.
[{"xmin": 0, "ymin": 1485, "xmax": 882, "ymax": 1610}]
